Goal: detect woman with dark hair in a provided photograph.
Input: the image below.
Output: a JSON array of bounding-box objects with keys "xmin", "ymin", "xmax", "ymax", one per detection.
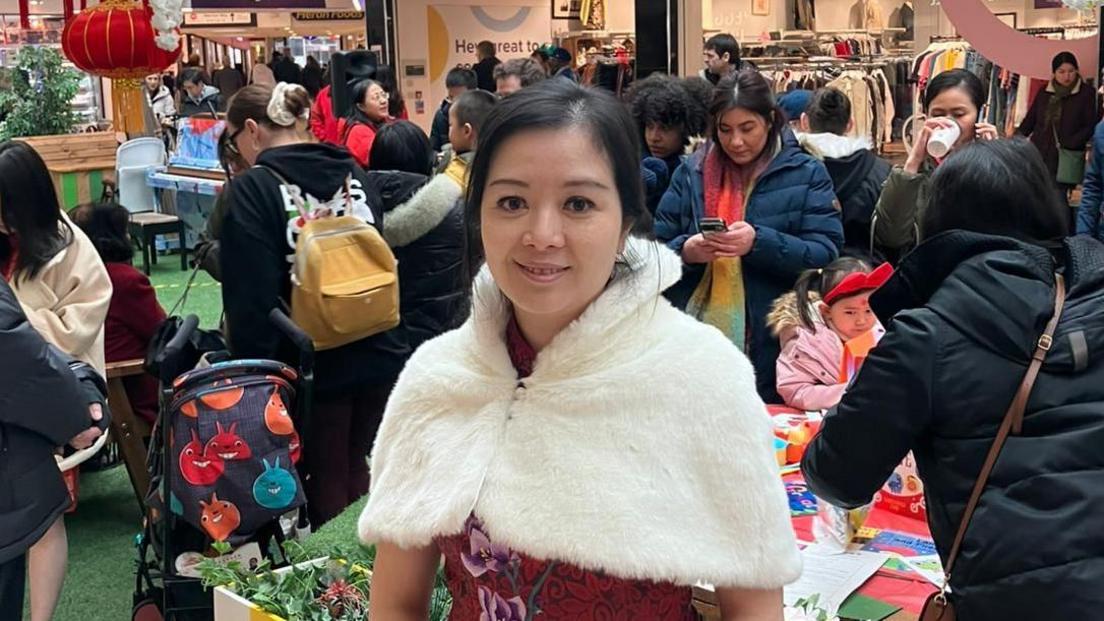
[
  {"xmin": 654, "ymin": 70, "xmax": 843, "ymax": 403},
  {"xmin": 70, "ymin": 202, "xmax": 166, "ymax": 425},
  {"xmin": 221, "ymin": 82, "xmax": 408, "ymax": 527},
  {"xmin": 804, "ymin": 137, "xmax": 1104, "ymax": 620},
  {"xmin": 361, "ymin": 79, "xmax": 799, "ymax": 620},
  {"xmin": 373, "ymin": 64, "xmax": 408, "ymax": 120},
  {"xmin": 874, "ymin": 69, "xmax": 998, "ymax": 259},
  {"xmin": 1017, "ymin": 51, "xmax": 1099, "ymax": 198},
  {"xmin": 368, "ymin": 120, "xmax": 435, "ymax": 175},
  {"xmin": 339, "ymin": 79, "xmax": 392, "ymax": 168},
  {"xmin": 364, "ymin": 120, "xmax": 468, "ymax": 353},
  {"xmin": 0, "ymin": 141, "xmax": 112, "ymax": 621}
]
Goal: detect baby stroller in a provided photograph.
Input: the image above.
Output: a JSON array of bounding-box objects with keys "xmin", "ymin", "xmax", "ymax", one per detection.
[{"xmin": 133, "ymin": 309, "xmax": 315, "ymax": 621}]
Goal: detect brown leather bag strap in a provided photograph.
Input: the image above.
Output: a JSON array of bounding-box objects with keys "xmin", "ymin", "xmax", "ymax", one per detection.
[{"xmin": 942, "ymin": 273, "xmax": 1066, "ymax": 579}]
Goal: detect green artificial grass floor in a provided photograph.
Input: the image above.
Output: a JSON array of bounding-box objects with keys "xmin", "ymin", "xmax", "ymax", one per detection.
[{"xmin": 147, "ymin": 257, "xmax": 223, "ymax": 329}]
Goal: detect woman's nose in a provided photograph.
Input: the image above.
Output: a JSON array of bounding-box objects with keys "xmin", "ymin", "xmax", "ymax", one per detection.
[{"xmin": 523, "ymin": 207, "xmax": 565, "ymax": 249}]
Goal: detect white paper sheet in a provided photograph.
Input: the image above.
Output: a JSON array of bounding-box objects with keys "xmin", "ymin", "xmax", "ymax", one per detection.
[{"xmin": 783, "ymin": 547, "xmax": 889, "ymax": 616}]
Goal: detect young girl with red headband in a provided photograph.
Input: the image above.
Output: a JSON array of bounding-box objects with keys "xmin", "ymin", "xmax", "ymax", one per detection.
[{"xmin": 771, "ymin": 258, "xmax": 893, "ymax": 411}]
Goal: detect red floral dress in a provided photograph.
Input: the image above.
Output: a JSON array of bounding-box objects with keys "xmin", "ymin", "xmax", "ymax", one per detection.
[{"xmin": 433, "ymin": 318, "xmax": 696, "ymax": 621}]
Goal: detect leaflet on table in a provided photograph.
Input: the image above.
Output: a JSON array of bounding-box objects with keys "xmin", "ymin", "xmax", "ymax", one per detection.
[{"xmin": 783, "ymin": 547, "xmax": 890, "ymax": 616}]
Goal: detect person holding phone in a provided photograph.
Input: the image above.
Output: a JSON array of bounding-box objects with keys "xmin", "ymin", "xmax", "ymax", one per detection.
[
  {"xmin": 873, "ymin": 69, "xmax": 998, "ymax": 261},
  {"xmin": 655, "ymin": 70, "xmax": 843, "ymax": 403}
]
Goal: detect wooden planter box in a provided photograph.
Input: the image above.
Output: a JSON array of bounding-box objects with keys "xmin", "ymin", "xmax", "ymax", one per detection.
[{"xmin": 18, "ymin": 132, "xmax": 118, "ymax": 210}]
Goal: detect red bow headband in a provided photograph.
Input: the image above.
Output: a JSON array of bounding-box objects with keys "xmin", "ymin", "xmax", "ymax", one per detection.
[{"xmin": 822, "ymin": 263, "xmax": 895, "ymax": 306}]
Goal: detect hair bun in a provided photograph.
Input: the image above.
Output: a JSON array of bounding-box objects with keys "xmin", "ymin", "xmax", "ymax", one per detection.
[{"xmin": 267, "ymin": 82, "xmax": 311, "ymax": 127}]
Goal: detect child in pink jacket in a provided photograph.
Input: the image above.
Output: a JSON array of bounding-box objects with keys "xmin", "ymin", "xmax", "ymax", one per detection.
[{"xmin": 769, "ymin": 258, "xmax": 892, "ymax": 411}]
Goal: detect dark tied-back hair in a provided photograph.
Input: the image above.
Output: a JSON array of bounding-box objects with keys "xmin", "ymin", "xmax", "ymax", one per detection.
[
  {"xmin": 0, "ymin": 141, "xmax": 72, "ymax": 282},
  {"xmin": 704, "ymin": 33, "xmax": 741, "ymax": 67},
  {"xmin": 369, "ymin": 120, "xmax": 435, "ymax": 176},
  {"xmin": 792, "ymin": 257, "xmax": 872, "ymax": 329},
  {"xmin": 69, "ymin": 202, "xmax": 133, "ymax": 263},
  {"xmin": 805, "ymin": 87, "xmax": 851, "ymax": 135},
  {"xmin": 452, "ymin": 89, "xmax": 497, "ymax": 136},
  {"xmin": 710, "ymin": 70, "xmax": 786, "ymax": 166},
  {"xmin": 629, "ymin": 74, "xmax": 709, "ymax": 151},
  {"xmin": 924, "ymin": 138, "xmax": 1068, "ymax": 246},
  {"xmin": 464, "ymin": 79, "xmax": 650, "ymax": 282},
  {"xmin": 923, "ymin": 69, "xmax": 985, "ymax": 113},
  {"xmin": 227, "ymin": 83, "xmax": 311, "ymax": 129}
]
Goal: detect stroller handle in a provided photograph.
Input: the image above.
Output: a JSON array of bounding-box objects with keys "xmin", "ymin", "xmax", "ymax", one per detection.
[
  {"xmin": 157, "ymin": 314, "xmax": 199, "ymax": 384},
  {"xmin": 269, "ymin": 308, "xmax": 314, "ymax": 373}
]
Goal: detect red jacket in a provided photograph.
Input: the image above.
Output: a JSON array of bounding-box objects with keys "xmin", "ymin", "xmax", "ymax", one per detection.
[
  {"xmin": 337, "ymin": 118, "xmax": 379, "ymax": 169},
  {"xmin": 103, "ymin": 262, "xmax": 166, "ymax": 423},
  {"xmin": 310, "ymin": 85, "xmax": 340, "ymax": 144}
]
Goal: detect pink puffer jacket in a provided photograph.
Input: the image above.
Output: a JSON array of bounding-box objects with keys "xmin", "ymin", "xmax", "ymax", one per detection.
[{"xmin": 776, "ymin": 324, "xmax": 847, "ymax": 411}]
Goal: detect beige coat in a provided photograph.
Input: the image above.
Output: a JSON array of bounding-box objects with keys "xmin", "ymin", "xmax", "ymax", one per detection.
[{"xmin": 9, "ymin": 212, "xmax": 112, "ymax": 375}]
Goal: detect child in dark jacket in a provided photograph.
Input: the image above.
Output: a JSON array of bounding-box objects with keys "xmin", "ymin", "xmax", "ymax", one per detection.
[{"xmin": 71, "ymin": 203, "xmax": 166, "ymax": 424}]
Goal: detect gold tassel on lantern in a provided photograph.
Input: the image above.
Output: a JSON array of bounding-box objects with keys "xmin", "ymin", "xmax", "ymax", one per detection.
[{"xmin": 111, "ymin": 78, "xmax": 147, "ymax": 134}]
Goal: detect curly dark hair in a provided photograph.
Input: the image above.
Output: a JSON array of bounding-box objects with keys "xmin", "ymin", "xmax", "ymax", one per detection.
[{"xmin": 628, "ymin": 74, "xmax": 708, "ymax": 147}]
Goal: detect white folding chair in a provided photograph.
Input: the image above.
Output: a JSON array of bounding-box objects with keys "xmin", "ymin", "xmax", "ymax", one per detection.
[{"xmin": 115, "ymin": 137, "xmax": 167, "ymax": 214}]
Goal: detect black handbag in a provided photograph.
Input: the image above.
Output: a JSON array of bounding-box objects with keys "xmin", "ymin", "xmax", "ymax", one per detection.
[{"xmin": 144, "ymin": 262, "xmax": 227, "ymax": 382}]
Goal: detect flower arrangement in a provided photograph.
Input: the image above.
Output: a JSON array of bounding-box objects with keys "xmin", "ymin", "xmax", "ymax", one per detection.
[
  {"xmin": 198, "ymin": 541, "xmax": 452, "ymax": 621},
  {"xmin": 784, "ymin": 595, "xmax": 839, "ymax": 621}
]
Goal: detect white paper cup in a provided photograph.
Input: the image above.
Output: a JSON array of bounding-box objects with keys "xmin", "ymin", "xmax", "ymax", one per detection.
[{"xmin": 927, "ymin": 120, "xmax": 962, "ymax": 159}]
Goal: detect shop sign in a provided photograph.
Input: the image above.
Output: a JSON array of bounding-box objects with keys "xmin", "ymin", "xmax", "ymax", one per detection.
[
  {"xmin": 292, "ymin": 11, "xmax": 365, "ymax": 21},
  {"xmin": 183, "ymin": 12, "xmax": 256, "ymax": 27},
  {"xmin": 426, "ymin": 5, "xmax": 551, "ymax": 83}
]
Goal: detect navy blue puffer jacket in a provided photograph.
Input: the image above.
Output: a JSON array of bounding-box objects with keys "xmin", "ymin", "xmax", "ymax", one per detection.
[{"xmin": 654, "ymin": 131, "xmax": 843, "ymax": 402}]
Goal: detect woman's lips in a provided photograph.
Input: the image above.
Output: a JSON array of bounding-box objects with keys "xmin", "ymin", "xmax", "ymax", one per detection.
[{"xmin": 515, "ymin": 261, "xmax": 569, "ymax": 284}]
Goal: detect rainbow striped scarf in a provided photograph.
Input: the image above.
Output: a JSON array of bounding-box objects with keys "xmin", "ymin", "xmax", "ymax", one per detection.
[{"xmin": 687, "ymin": 145, "xmax": 751, "ymax": 352}]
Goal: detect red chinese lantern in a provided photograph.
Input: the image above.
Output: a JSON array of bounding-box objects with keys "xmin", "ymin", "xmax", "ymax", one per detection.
[{"xmin": 61, "ymin": 0, "xmax": 181, "ymax": 133}]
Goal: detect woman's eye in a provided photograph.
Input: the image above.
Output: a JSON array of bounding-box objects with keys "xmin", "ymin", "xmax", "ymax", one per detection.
[
  {"xmin": 565, "ymin": 197, "xmax": 595, "ymax": 213},
  {"xmin": 496, "ymin": 197, "xmax": 526, "ymax": 211}
]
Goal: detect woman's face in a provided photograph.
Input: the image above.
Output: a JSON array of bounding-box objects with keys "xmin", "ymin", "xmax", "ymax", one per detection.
[
  {"xmin": 645, "ymin": 122, "xmax": 684, "ymax": 160},
  {"xmin": 358, "ymin": 83, "xmax": 390, "ymax": 121},
  {"xmin": 717, "ymin": 107, "xmax": 770, "ymax": 166},
  {"xmin": 1054, "ymin": 62, "xmax": 1079, "ymax": 88},
  {"xmin": 480, "ymin": 127, "xmax": 628, "ymax": 337},
  {"xmin": 927, "ymin": 87, "xmax": 978, "ymax": 148}
]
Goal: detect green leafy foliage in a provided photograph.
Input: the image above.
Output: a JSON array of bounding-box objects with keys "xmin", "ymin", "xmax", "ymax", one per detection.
[
  {"xmin": 197, "ymin": 540, "xmax": 452, "ymax": 621},
  {"xmin": 0, "ymin": 46, "xmax": 80, "ymax": 141}
]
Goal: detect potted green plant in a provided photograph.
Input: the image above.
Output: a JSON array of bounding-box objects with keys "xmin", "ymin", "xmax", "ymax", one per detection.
[
  {"xmin": 0, "ymin": 46, "xmax": 79, "ymax": 141},
  {"xmin": 200, "ymin": 541, "xmax": 452, "ymax": 621}
]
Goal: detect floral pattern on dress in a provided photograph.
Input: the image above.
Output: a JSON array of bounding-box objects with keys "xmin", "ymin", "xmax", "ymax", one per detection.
[{"xmin": 436, "ymin": 514, "xmax": 696, "ymax": 621}]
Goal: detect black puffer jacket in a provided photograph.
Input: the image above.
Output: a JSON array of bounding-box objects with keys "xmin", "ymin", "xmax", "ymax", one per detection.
[
  {"xmin": 803, "ymin": 231, "xmax": 1104, "ymax": 620},
  {"xmin": 0, "ymin": 279, "xmax": 106, "ymax": 564},
  {"xmin": 798, "ymin": 132, "xmax": 891, "ymax": 261},
  {"xmin": 370, "ymin": 169, "xmax": 468, "ymax": 354}
]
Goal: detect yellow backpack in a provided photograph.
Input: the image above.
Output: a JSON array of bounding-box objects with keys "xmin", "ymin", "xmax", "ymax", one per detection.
[{"xmin": 259, "ymin": 166, "xmax": 399, "ymax": 351}]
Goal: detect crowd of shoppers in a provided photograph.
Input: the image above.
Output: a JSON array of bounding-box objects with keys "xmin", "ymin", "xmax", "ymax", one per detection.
[{"xmin": 6, "ymin": 32, "xmax": 1104, "ymax": 621}]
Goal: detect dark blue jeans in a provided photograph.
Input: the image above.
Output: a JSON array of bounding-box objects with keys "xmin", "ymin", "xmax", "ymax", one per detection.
[{"xmin": 0, "ymin": 554, "xmax": 25, "ymax": 621}]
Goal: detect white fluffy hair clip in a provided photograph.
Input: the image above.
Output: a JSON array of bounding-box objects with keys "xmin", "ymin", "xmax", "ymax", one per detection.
[{"xmin": 267, "ymin": 82, "xmax": 310, "ymax": 127}]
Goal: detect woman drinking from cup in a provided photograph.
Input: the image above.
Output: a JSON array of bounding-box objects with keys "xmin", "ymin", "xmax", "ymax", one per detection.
[{"xmin": 873, "ymin": 69, "xmax": 998, "ymax": 261}]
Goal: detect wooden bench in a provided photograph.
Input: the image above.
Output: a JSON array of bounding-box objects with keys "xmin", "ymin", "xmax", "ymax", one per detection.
[
  {"xmin": 106, "ymin": 359, "xmax": 153, "ymax": 511},
  {"xmin": 129, "ymin": 212, "xmax": 188, "ymax": 275},
  {"xmin": 18, "ymin": 133, "xmax": 119, "ymax": 209}
]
